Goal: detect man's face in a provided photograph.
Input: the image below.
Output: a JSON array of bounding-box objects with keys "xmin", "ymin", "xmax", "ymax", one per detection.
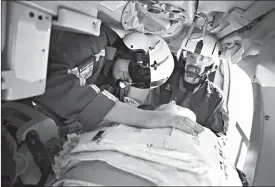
[
  {"xmin": 183, "ymin": 52, "xmax": 213, "ymax": 84},
  {"xmin": 112, "ymin": 58, "xmax": 132, "ymax": 83}
]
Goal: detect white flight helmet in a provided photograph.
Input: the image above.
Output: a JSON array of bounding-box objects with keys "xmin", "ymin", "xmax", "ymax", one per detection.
[
  {"xmin": 177, "ymin": 33, "xmax": 220, "ymax": 67},
  {"xmin": 122, "ymin": 32, "xmax": 174, "ymax": 89}
]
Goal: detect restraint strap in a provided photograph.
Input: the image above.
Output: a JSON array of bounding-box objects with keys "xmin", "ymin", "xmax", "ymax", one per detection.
[{"xmin": 68, "ymin": 50, "xmax": 105, "ymax": 86}]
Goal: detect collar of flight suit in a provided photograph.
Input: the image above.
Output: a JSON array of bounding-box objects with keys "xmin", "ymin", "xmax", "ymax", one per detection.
[{"xmin": 103, "ymin": 46, "xmax": 117, "ymax": 77}]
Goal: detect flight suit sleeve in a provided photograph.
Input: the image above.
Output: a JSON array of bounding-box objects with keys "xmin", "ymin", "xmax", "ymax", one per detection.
[
  {"xmin": 206, "ymin": 99, "xmax": 230, "ymax": 136},
  {"xmin": 100, "ymin": 23, "xmax": 121, "ymax": 47},
  {"xmin": 33, "ymin": 24, "xmax": 122, "ymax": 130},
  {"xmin": 49, "ymin": 23, "xmax": 120, "ymax": 69},
  {"xmin": 33, "ymin": 72, "xmax": 119, "ymax": 131}
]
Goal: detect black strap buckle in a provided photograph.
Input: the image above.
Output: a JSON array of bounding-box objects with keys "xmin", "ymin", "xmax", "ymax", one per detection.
[
  {"xmin": 91, "ymin": 130, "xmax": 105, "ymax": 143},
  {"xmin": 25, "ymin": 130, "xmax": 53, "ymax": 185}
]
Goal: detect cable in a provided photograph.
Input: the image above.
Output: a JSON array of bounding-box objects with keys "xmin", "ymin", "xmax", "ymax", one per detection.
[{"xmin": 195, "ymin": 0, "xmax": 199, "ymax": 15}]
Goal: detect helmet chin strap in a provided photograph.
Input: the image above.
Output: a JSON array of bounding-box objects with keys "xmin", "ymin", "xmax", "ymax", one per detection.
[{"xmin": 182, "ymin": 70, "xmax": 207, "ymax": 92}]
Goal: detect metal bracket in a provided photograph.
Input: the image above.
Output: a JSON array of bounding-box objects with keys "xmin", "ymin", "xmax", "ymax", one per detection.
[
  {"xmin": 217, "ymin": 1, "xmax": 275, "ymax": 39},
  {"xmin": 52, "ymin": 8, "xmax": 102, "ymax": 36},
  {"xmin": 187, "ymin": 12, "xmax": 208, "ymax": 42},
  {"xmin": 2, "ymin": 1, "xmax": 52, "ymax": 100}
]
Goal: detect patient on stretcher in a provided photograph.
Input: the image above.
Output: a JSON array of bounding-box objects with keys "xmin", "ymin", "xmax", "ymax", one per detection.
[{"xmin": 52, "ymin": 103, "xmax": 242, "ymax": 186}]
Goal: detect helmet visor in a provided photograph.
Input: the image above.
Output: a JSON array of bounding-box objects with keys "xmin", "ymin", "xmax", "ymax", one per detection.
[
  {"xmin": 128, "ymin": 61, "xmax": 151, "ymax": 89},
  {"xmin": 128, "ymin": 61, "xmax": 169, "ymax": 89}
]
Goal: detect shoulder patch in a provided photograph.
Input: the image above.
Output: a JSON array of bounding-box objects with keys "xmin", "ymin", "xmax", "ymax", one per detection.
[{"xmin": 123, "ymin": 97, "xmax": 140, "ymax": 107}]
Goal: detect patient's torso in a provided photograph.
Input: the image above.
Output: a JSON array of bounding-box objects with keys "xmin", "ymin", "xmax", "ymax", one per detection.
[
  {"xmin": 76, "ymin": 125, "xmax": 227, "ymax": 177},
  {"xmin": 64, "ymin": 160, "xmax": 155, "ymax": 186},
  {"xmin": 55, "ymin": 124, "xmax": 241, "ymax": 186}
]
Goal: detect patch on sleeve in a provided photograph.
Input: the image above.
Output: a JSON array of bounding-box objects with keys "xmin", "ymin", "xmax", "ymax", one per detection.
[
  {"xmin": 89, "ymin": 84, "xmax": 100, "ymax": 94},
  {"xmin": 123, "ymin": 97, "xmax": 140, "ymax": 107}
]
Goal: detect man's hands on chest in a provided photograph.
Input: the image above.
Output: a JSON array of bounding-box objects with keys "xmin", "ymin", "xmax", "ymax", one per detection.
[
  {"xmin": 104, "ymin": 102, "xmax": 204, "ymax": 135},
  {"xmin": 144, "ymin": 111, "xmax": 204, "ymax": 134}
]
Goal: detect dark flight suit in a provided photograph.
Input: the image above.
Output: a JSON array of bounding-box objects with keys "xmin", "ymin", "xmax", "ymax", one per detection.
[
  {"xmin": 152, "ymin": 65, "xmax": 229, "ymax": 136},
  {"xmin": 33, "ymin": 24, "xmax": 123, "ymax": 130}
]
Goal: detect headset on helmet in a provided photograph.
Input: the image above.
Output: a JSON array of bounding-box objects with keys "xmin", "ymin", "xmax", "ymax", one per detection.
[
  {"xmin": 117, "ymin": 32, "xmax": 175, "ymax": 89},
  {"xmin": 176, "ymin": 33, "xmax": 221, "ymax": 72}
]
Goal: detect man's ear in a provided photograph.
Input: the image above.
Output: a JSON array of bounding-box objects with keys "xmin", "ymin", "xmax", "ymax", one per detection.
[{"xmin": 112, "ymin": 59, "xmax": 120, "ymax": 79}]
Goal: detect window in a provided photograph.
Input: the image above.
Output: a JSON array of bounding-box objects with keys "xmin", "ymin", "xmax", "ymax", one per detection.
[{"xmin": 225, "ymin": 64, "xmax": 254, "ymax": 169}]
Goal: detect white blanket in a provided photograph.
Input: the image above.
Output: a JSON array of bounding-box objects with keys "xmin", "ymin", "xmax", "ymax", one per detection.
[{"xmin": 52, "ymin": 124, "xmax": 242, "ymax": 186}]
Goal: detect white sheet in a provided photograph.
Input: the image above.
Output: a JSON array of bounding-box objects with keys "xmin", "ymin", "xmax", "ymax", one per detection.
[
  {"xmin": 53, "ymin": 124, "xmax": 242, "ymax": 186},
  {"xmin": 52, "ymin": 178, "xmax": 103, "ymax": 186}
]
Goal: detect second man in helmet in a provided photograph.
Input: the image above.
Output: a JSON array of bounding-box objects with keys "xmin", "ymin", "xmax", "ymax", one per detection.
[{"xmin": 149, "ymin": 33, "xmax": 229, "ymax": 136}]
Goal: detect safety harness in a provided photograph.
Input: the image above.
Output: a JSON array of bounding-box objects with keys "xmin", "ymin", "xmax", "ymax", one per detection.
[{"xmin": 67, "ymin": 50, "xmax": 106, "ymax": 86}]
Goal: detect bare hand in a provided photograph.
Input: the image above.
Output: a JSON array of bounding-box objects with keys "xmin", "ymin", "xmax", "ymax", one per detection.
[
  {"xmin": 147, "ymin": 112, "xmax": 204, "ymax": 134},
  {"xmin": 220, "ymin": 41, "xmax": 244, "ymax": 64}
]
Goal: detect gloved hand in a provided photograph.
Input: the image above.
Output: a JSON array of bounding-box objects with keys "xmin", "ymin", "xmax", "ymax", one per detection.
[{"xmin": 220, "ymin": 36, "xmax": 244, "ymax": 64}]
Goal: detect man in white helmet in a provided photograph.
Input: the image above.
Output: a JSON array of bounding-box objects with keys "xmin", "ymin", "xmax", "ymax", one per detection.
[
  {"xmin": 153, "ymin": 33, "xmax": 229, "ymax": 136},
  {"xmin": 100, "ymin": 32, "xmax": 175, "ymax": 105},
  {"xmin": 31, "ymin": 23, "xmax": 203, "ymax": 135}
]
